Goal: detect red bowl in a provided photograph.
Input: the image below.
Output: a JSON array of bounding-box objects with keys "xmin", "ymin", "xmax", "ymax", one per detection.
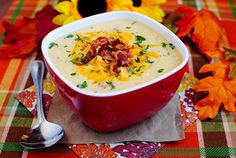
[{"xmin": 42, "ymin": 11, "xmax": 189, "ymax": 132}]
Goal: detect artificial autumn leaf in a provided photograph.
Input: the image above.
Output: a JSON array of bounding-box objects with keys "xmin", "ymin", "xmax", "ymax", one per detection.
[
  {"xmin": 174, "ymin": 5, "xmax": 222, "ymax": 59},
  {"xmin": 199, "ymin": 60, "xmax": 229, "ymax": 78},
  {"xmin": 173, "ymin": 5, "xmax": 196, "ymax": 36},
  {"xmin": 195, "ymin": 61, "xmax": 236, "ymax": 119},
  {"xmin": 35, "ymin": 5, "xmax": 58, "ymax": 42},
  {"xmin": 0, "ymin": 5, "xmax": 58, "ymax": 58},
  {"xmin": 0, "ymin": 18, "xmax": 37, "ymax": 58}
]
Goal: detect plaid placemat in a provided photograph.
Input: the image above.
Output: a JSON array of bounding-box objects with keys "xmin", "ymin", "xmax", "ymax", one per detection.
[{"xmin": 0, "ymin": 0, "xmax": 236, "ymax": 158}]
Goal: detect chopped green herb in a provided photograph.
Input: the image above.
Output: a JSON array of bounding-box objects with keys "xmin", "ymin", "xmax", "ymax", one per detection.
[
  {"xmin": 76, "ymin": 81, "xmax": 88, "ymax": 89},
  {"xmin": 90, "ymin": 26, "xmax": 94, "ymax": 29},
  {"xmin": 146, "ymin": 59, "xmax": 154, "ymax": 64},
  {"xmin": 106, "ymin": 81, "xmax": 115, "ymax": 90},
  {"xmin": 64, "ymin": 45, "xmax": 68, "ymax": 48},
  {"xmin": 135, "ymin": 57, "xmax": 140, "ymax": 63},
  {"xmin": 139, "ymin": 50, "xmax": 145, "ymax": 55},
  {"xmin": 131, "ymin": 21, "xmax": 137, "ymax": 25},
  {"xmin": 70, "ymin": 72, "xmax": 76, "ymax": 76},
  {"xmin": 158, "ymin": 68, "xmax": 164, "ymax": 73},
  {"xmin": 169, "ymin": 43, "xmax": 175, "ymax": 49},
  {"xmin": 161, "ymin": 42, "xmax": 167, "ymax": 48},
  {"xmin": 127, "ymin": 66, "xmax": 137, "ymax": 73},
  {"xmin": 139, "ymin": 45, "xmax": 150, "ymax": 55},
  {"xmin": 66, "ymin": 50, "xmax": 71, "ymax": 52},
  {"xmin": 135, "ymin": 42, "xmax": 142, "ymax": 47},
  {"xmin": 64, "ymin": 34, "xmax": 74, "ymax": 39},
  {"xmin": 75, "ymin": 35, "xmax": 85, "ymax": 43},
  {"xmin": 135, "ymin": 35, "xmax": 146, "ymax": 43},
  {"xmin": 126, "ymin": 26, "xmax": 131, "ymax": 29},
  {"xmin": 90, "ymin": 70, "xmax": 100, "ymax": 73},
  {"xmin": 48, "ymin": 42, "xmax": 58, "ymax": 49},
  {"xmin": 71, "ymin": 53, "xmax": 85, "ymax": 64},
  {"xmin": 136, "ymin": 65, "xmax": 145, "ymax": 72}
]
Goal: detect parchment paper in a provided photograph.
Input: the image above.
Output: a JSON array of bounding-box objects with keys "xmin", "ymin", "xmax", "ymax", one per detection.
[{"xmin": 47, "ymin": 90, "xmax": 184, "ymax": 144}]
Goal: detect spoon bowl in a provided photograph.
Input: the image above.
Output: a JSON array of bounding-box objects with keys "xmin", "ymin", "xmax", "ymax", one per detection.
[
  {"xmin": 20, "ymin": 121, "xmax": 64, "ymax": 149},
  {"xmin": 20, "ymin": 60, "xmax": 64, "ymax": 149}
]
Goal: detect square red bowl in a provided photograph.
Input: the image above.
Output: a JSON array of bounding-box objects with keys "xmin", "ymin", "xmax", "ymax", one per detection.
[{"xmin": 41, "ymin": 11, "xmax": 189, "ymax": 132}]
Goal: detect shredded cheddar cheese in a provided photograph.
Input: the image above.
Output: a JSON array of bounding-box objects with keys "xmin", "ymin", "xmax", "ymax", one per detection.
[{"xmin": 68, "ymin": 31, "xmax": 160, "ymax": 83}]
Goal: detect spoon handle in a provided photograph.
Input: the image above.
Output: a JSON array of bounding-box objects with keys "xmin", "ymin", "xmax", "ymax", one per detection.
[{"xmin": 30, "ymin": 60, "xmax": 46, "ymax": 124}]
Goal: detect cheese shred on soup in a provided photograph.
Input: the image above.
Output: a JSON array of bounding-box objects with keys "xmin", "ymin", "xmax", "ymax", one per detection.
[{"xmin": 48, "ymin": 19, "xmax": 182, "ymax": 93}]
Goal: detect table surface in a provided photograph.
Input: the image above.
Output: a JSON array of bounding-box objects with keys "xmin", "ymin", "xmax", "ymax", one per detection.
[{"xmin": 0, "ymin": 0, "xmax": 236, "ymax": 158}]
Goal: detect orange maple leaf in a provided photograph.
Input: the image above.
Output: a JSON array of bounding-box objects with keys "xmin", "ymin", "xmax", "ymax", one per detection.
[
  {"xmin": 195, "ymin": 61, "xmax": 236, "ymax": 119},
  {"xmin": 175, "ymin": 6, "xmax": 222, "ymax": 59}
]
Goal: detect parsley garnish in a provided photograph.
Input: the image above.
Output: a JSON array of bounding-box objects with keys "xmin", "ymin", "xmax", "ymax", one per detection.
[
  {"xmin": 161, "ymin": 42, "xmax": 167, "ymax": 48},
  {"xmin": 146, "ymin": 59, "xmax": 154, "ymax": 64},
  {"xmin": 71, "ymin": 53, "xmax": 85, "ymax": 64},
  {"xmin": 131, "ymin": 21, "xmax": 137, "ymax": 25},
  {"xmin": 139, "ymin": 45, "xmax": 150, "ymax": 55},
  {"xmin": 127, "ymin": 66, "xmax": 137, "ymax": 74},
  {"xmin": 169, "ymin": 43, "xmax": 175, "ymax": 49},
  {"xmin": 136, "ymin": 65, "xmax": 145, "ymax": 72},
  {"xmin": 70, "ymin": 72, "xmax": 76, "ymax": 76},
  {"xmin": 76, "ymin": 81, "xmax": 88, "ymax": 89},
  {"xmin": 135, "ymin": 57, "xmax": 140, "ymax": 63},
  {"xmin": 158, "ymin": 69, "xmax": 164, "ymax": 73},
  {"xmin": 64, "ymin": 34, "xmax": 74, "ymax": 39},
  {"xmin": 135, "ymin": 35, "xmax": 146, "ymax": 43},
  {"xmin": 106, "ymin": 81, "xmax": 115, "ymax": 90},
  {"xmin": 75, "ymin": 35, "xmax": 85, "ymax": 43},
  {"xmin": 48, "ymin": 42, "xmax": 58, "ymax": 49},
  {"xmin": 126, "ymin": 26, "xmax": 131, "ymax": 29},
  {"xmin": 139, "ymin": 50, "xmax": 145, "ymax": 55}
]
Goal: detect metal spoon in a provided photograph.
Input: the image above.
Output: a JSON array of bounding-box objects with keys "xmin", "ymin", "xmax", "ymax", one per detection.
[{"xmin": 20, "ymin": 60, "xmax": 64, "ymax": 149}]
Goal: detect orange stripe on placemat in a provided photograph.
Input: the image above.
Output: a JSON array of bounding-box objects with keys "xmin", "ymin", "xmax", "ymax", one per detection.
[
  {"xmin": 0, "ymin": 59, "xmax": 22, "ymax": 90},
  {"xmin": 17, "ymin": 0, "xmax": 41, "ymax": 18},
  {"xmin": 215, "ymin": 0, "xmax": 234, "ymax": 19},
  {"xmin": 0, "ymin": 60, "xmax": 10, "ymax": 83},
  {"xmin": 222, "ymin": 19, "xmax": 236, "ymax": 49},
  {"xmin": 0, "ymin": 59, "xmax": 24, "ymax": 117}
]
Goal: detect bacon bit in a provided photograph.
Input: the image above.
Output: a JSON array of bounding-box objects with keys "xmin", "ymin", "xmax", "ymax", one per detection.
[
  {"xmin": 110, "ymin": 62, "xmax": 119, "ymax": 75},
  {"xmin": 80, "ymin": 37, "xmax": 133, "ymax": 75}
]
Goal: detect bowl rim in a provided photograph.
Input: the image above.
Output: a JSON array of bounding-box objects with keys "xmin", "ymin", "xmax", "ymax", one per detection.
[{"xmin": 41, "ymin": 11, "xmax": 189, "ymax": 97}]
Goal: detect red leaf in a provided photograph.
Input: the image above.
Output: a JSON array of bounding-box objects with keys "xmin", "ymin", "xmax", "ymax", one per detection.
[
  {"xmin": 0, "ymin": 5, "xmax": 58, "ymax": 58},
  {"xmin": 35, "ymin": 5, "xmax": 58, "ymax": 42}
]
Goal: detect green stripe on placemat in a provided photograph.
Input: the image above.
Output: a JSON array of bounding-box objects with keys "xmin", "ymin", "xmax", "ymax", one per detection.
[
  {"xmin": 11, "ymin": 117, "xmax": 32, "ymax": 128},
  {"xmin": 183, "ymin": 0, "xmax": 197, "ymax": 9},
  {"xmin": 0, "ymin": 142, "xmax": 24, "ymax": 151},
  {"xmin": 9, "ymin": 0, "xmax": 25, "ymax": 24},
  {"xmin": 200, "ymin": 148, "xmax": 236, "ymax": 156},
  {"xmin": 0, "ymin": 0, "xmax": 25, "ymax": 46},
  {"xmin": 14, "ymin": 103, "xmax": 32, "ymax": 117},
  {"xmin": 201, "ymin": 122, "xmax": 226, "ymax": 132},
  {"xmin": 229, "ymin": 0, "xmax": 236, "ymax": 18}
]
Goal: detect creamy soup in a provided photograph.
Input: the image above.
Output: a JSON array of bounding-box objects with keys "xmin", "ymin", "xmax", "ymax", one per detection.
[{"xmin": 48, "ymin": 19, "xmax": 182, "ymax": 93}]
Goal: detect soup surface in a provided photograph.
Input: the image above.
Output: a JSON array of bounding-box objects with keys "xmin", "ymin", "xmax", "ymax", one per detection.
[{"xmin": 48, "ymin": 19, "xmax": 182, "ymax": 93}]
